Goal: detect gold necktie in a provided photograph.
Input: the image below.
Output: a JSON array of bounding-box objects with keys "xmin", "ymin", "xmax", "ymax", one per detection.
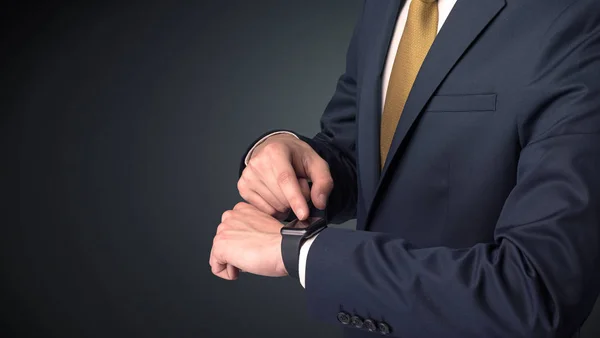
[{"xmin": 380, "ymin": 0, "xmax": 438, "ymax": 169}]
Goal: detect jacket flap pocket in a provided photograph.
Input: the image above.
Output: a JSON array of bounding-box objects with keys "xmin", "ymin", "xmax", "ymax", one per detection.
[{"xmin": 426, "ymin": 94, "xmax": 497, "ymax": 112}]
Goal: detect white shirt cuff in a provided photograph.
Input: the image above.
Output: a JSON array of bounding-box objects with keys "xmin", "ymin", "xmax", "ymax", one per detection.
[
  {"xmin": 244, "ymin": 131, "xmax": 299, "ymax": 165},
  {"xmin": 298, "ymin": 233, "xmax": 319, "ymax": 288}
]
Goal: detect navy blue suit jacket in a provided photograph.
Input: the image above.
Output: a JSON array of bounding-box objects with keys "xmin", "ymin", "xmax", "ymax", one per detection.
[{"xmin": 242, "ymin": 0, "xmax": 600, "ymax": 337}]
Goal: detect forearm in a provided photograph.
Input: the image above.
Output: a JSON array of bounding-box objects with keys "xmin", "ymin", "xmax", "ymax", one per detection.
[{"xmin": 305, "ymin": 226, "xmax": 597, "ymax": 338}]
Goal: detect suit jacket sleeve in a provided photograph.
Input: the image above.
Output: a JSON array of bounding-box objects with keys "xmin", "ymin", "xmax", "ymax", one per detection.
[
  {"xmin": 305, "ymin": 4, "xmax": 600, "ymax": 338},
  {"xmin": 239, "ymin": 4, "xmax": 364, "ymax": 224}
]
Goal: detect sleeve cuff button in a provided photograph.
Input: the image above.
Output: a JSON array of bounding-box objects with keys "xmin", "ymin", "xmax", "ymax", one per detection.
[
  {"xmin": 337, "ymin": 312, "xmax": 351, "ymax": 325},
  {"xmin": 378, "ymin": 322, "xmax": 391, "ymax": 335},
  {"xmin": 351, "ymin": 315, "xmax": 364, "ymax": 329},
  {"xmin": 364, "ymin": 319, "xmax": 377, "ymax": 332}
]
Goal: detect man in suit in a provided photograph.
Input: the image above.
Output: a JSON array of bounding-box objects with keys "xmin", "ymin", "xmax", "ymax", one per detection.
[{"xmin": 209, "ymin": 0, "xmax": 600, "ymax": 337}]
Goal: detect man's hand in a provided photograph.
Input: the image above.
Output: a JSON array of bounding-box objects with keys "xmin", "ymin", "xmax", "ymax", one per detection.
[
  {"xmin": 209, "ymin": 202, "xmax": 288, "ymax": 280},
  {"xmin": 238, "ymin": 134, "xmax": 334, "ymax": 220}
]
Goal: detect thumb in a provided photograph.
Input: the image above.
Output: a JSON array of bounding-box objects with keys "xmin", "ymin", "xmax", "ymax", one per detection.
[
  {"xmin": 303, "ymin": 154, "xmax": 334, "ymax": 210},
  {"xmin": 298, "ymin": 178, "xmax": 311, "ymax": 202}
]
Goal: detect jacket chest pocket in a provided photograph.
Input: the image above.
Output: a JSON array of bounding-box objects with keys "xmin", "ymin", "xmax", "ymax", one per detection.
[{"xmin": 425, "ymin": 93, "xmax": 497, "ymax": 112}]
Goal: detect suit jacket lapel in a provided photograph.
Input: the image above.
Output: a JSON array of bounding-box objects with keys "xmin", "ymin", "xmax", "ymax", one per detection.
[
  {"xmin": 358, "ymin": 0, "xmax": 404, "ymax": 223},
  {"xmin": 367, "ymin": 0, "xmax": 506, "ymax": 224}
]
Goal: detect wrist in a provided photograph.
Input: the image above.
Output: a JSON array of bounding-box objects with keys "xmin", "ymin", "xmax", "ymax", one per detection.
[
  {"xmin": 251, "ymin": 134, "xmax": 299, "ymax": 161},
  {"xmin": 275, "ymin": 234, "xmax": 288, "ymax": 277},
  {"xmin": 280, "ymin": 217, "xmax": 327, "ymax": 280}
]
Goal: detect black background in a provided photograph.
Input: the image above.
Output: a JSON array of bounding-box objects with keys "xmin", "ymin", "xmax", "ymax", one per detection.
[{"xmin": 2, "ymin": 1, "xmax": 599, "ymax": 338}]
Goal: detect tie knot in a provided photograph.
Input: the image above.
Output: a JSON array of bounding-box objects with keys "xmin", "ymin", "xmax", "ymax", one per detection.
[{"xmin": 419, "ymin": 0, "xmax": 437, "ymax": 3}]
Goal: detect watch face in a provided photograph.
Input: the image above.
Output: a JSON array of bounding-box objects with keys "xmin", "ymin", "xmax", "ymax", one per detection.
[
  {"xmin": 287, "ymin": 217, "xmax": 322, "ymax": 229},
  {"xmin": 281, "ymin": 217, "xmax": 326, "ymax": 237}
]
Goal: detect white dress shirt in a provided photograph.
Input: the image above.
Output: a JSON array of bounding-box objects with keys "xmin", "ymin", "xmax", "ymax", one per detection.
[{"xmin": 245, "ymin": 0, "xmax": 458, "ymax": 288}]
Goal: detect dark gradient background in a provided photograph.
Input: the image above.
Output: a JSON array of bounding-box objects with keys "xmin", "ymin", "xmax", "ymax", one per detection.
[
  {"xmin": 1, "ymin": 1, "xmax": 599, "ymax": 338},
  {"xmin": 2, "ymin": 1, "xmax": 360, "ymax": 337}
]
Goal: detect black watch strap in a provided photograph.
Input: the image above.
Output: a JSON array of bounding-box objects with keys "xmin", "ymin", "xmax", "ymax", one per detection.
[{"xmin": 281, "ymin": 233, "xmax": 303, "ymax": 280}]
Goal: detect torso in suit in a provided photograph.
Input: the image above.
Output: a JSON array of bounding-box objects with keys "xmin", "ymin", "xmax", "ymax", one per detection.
[{"xmin": 245, "ymin": 0, "xmax": 600, "ymax": 337}]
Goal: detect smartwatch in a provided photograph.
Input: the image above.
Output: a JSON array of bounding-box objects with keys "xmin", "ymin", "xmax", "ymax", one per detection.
[{"xmin": 280, "ymin": 217, "xmax": 327, "ymax": 280}]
